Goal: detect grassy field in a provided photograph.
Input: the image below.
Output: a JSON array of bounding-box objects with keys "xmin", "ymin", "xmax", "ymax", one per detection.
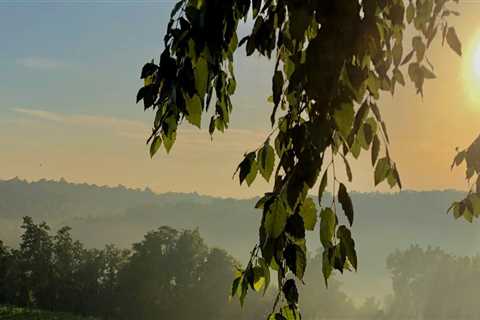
[{"xmin": 0, "ymin": 306, "xmax": 97, "ymax": 320}]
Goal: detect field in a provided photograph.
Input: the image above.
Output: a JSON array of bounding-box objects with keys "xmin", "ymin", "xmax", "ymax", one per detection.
[{"xmin": 0, "ymin": 306, "xmax": 97, "ymax": 320}]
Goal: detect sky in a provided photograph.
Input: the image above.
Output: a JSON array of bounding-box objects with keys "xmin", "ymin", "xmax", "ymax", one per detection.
[{"xmin": 0, "ymin": 0, "xmax": 479, "ymax": 198}]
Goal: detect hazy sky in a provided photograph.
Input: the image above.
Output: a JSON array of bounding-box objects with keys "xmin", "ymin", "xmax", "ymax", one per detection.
[{"xmin": 1, "ymin": 0, "xmax": 479, "ymax": 198}]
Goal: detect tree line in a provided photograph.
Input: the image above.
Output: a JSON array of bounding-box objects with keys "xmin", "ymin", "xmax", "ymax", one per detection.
[
  {"xmin": 0, "ymin": 217, "xmax": 272, "ymax": 320},
  {"xmin": 2, "ymin": 216, "xmax": 479, "ymax": 320}
]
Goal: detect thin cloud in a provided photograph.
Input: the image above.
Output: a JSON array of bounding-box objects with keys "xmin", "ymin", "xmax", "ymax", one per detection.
[
  {"xmin": 16, "ymin": 57, "xmax": 67, "ymax": 70},
  {"xmin": 12, "ymin": 108, "xmax": 149, "ymax": 140},
  {"xmin": 11, "ymin": 108, "xmax": 268, "ymax": 146}
]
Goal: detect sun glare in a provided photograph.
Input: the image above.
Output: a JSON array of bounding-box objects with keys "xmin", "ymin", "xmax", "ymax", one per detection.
[{"xmin": 464, "ymin": 33, "xmax": 480, "ymax": 105}]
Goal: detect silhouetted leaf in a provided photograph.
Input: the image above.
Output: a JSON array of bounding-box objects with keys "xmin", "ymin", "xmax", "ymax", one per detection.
[
  {"xmin": 374, "ymin": 157, "xmax": 390, "ymax": 185},
  {"xmin": 446, "ymin": 27, "xmax": 462, "ymax": 56},
  {"xmin": 150, "ymin": 136, "xmax": 162, "ymax": 158},
  {"xmin": 338, "ymin": 184, "xmax": 354, "ymax": 226}
]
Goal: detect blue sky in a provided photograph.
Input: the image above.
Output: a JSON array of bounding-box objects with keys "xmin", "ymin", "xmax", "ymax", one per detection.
[
  {"xmin": 0, "ymin": 1, "xmax": 272, "ymax": 126},
  {"xmin": 0, "ymin": 1, "xmax": 478, "ymax": 197},
  {"xmin": 0, "ymin": 1, "xmax": 176, "ymax": 119}
]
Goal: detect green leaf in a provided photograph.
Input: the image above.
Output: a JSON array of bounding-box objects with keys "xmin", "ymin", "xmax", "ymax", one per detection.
[
  {"xmin": 320, "ymin": 208, "xmax": 336, "ymax": 248},
  {"xmin": 281, "ymin": 305, "xmax": 300, "ymax": 320},
  {"xmin": 446, "ymin": 27, "xmax": 462, "ymax": 56},
  {"xmin": 185, "ymin": 94, "xmax": 203, "ymax": 128},
  {"xmin": 322, "ymin": 249, "xmax": 333, "ymax": 286},
  {"xmin": 284, "ymin": 243, "xmax": 306, "ymax": 279},
  {"xmin": 272, "ymin": 71, "xmax": 284, "ymax": 107},
  {"xmin": 300, "ymin": 198, "xmax": 317, "ymax": 231},
  {"xmin": 338, "ymin": 183, "xmax": 354, "ymax": 226},
  {"xmin": 318, "ymin": 170, "xmax": 328, "ymax": 205},
  {"xmin": 264, "ymin": 198, "xmax": 288, "ymax": 238},
  {"xmin": 231, "ymin": 275, "xmax": 242, "ymax": 297},
  {"xmin": 337, "ymin": 225, "xmax": 357, "ymax": 270},
  {"xmin": 245, "ymin": 160, "xmax": 258, "ymax": 186},
  {"xmin": 150, "ymin": 136, "xmax": 162, "ymax": 158},
  {"xmin": 392, "ymin": 41, "xmax": 403, "ymax": 66},
  {"xmin": 238, "ymin": 152, "xmax": 256, "ymax": 185},
  {"xmin": 282, "ymin": 279, "xmax": 299, "ymax": 305},
  {"xmin": 393, "ymin": 68, "xmax": 405, "ymax": 86},
  {"xmin": 422, "ymin": 65, "xmax": 436, "ymax": 79},
  {"xmin": 371, "ymin": 135, "xmax": 380, "ymax": 166},
  {"xmin": 343, "ymin": 156, "xmax": 353, "ymax": 181},
  {"xmin": 406, "ymin": 2, "xmax": 415, "ymax": 23},
  {"xmin": 374, "ymin": 157, "xmax": 390, "ymax": 185},
  {"xmin": 412, "ymin": 36, "xmax": 426, "ymax": 61},
  {"xmin": 258, "ymin": 143, "xmax": 275, "ymax": 181},
  {"xmin": 252, "ymin": 266, "xmax": 265, "ymax": 291},
  {"xmin": 162, "ymin": 131, "xmax": 176, "ymax": 154},
  {"xmin": 195, "ymin": 56, "xmax": 208, "ymax": 97},
  {"xmin": 334, "ymin": 102, "xmax": 355, "ymax": 139},
  {"xmin": 258, "ymin": 257, "xmax": 271, "ymax": 295}
]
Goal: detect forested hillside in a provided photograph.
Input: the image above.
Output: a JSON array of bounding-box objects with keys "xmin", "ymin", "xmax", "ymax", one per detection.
[{"xmin": 0, "ymin": 178, "xmax": 477, "ymax": 299}]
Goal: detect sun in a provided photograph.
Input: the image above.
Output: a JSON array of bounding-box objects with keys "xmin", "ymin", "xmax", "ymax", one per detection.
[
  {"xmin": 473, "ymin": 44, "xmax": 480, "ymax": 79},
  {"xmin": 463, "ymin": 33, "xmax": 480, "ymax": 105}
]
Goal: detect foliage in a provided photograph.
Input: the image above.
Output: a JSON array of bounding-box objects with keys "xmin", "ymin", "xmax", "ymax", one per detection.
[
  {"xmin": 385, "ymin": 245, "xmax": 480, "ymax": 320},
  {"xmin": 0, "ymin": 218, "xmax": 274, "ymax": 320},
  {"xmin": 0, "ymin": 306, "xmax": 97, "ymax": 320},
  {"xmin": 450, "ymin": 135, "xmax": 480, "ymax": 222},
  {"xmin": 136, "ymin": 0, "xmax": 463, "ymax": 317},
  {"xmin": 0, "ymin": 217, "xmax": 130, "ymax": 319}
]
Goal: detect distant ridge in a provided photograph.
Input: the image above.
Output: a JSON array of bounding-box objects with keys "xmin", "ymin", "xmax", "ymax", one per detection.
[{"xmin": 0, "ymin": 177, "xmax": 475, "ymax": 300}]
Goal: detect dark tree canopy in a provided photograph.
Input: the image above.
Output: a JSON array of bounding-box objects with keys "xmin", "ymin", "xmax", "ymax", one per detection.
[{"xmin": 136, "ymin": 0, "xmax": 472, "ymax": 319}]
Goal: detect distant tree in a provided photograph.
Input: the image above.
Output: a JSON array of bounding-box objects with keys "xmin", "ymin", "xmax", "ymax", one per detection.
[
  {"xmin": 116, "ymin": 226, "xmax": 270, "ymax": 320},
  {"xmin": 136, "ymin": 0, "xmax": 469, "ymax": 318},
  {"xmin": 52, "ymin": 226, "xmax": 83, "ymax": 312},
  {"xmin": 18, "ymin": 217, "xmax": 55, "ymax": 309},
  {"xmin": 385, "ymin": 245, "xmax": 480, "ymax": 320}
]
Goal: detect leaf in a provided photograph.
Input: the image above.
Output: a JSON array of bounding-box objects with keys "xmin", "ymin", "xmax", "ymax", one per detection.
[
  {"xmin": 282, "ymin": 279, "xmax": 299, "ymax": 305},
  {"xmin": 392, "ymin": 41, "xmax": 403, "ymax": 66},
  {"xmin": 195, "ymin": 56, "xmax": 209, "ymax": 97},
  {"xmin": 322, "ymin": 249, "xmax": 333, "ymax": 286},
  {"xmin": 162, "ymin": 131, "xmax": 176, "ymax": 154},
  {"xmin": 451, "ymin": 150, "xmax": 466, "ymax": 169},
  {"xmin": 284, "ymin": 243, "xmax": 307, "ymax": 279},
  {"xmin": 337, "ymin": 225, "xmax": 357, "ymax": 270},
  {"xmin": 318, "ymin": 170, "xmax": 328, "ymax": 205},
  {"xmin": 258, "ymin": 257, "xmax": 271, "ymax": 295},
  {"xmin": 333, "ymin": 102, "xmax": 355, "ymax": 139},
  {"xmin": 264, "ymin": 198, "xmax": 288, "ymax": 238},
  {"xmin": 401, "ymin": 50, "xmax": 414, "ymax": 65},
  {"xmin": 238, "ymin": 152, "xmax": 256, "ymax": 185},
  {"xmin": 371, "ymin": 135, "xmax": 380, "ymax": 166},
  {"xmin": 149, "ymin": 136, "xmax": 162, "ymax": 158},
  {"xmin": 394, "ymin": 68, "xmax": 405, "ymax": 86},
  {"xmin": 258, "ymin": 143, "xmax": 275, "ymax": 181},
  {"xmin": 412, "ymin": 36, "xmax": 426, "ymax": 61},
  {"xmin": 140, "ymin": 62, "xmax": 158, "ymax": 79},
  {"xmin": 245, "ymin": 160, "xmax": 258, "ymax": 186},
  {"xmin": 338, "ymin": 183, "xmax": 354, "ymax": 226},
  {"xmin": 320, "ymin": 208, "xmax": 336, "ymax": 248},
  {"xmin": 272, "ymin": 71, "xmax": 284, "ymax": 107},
  {"xmin": 421, "ymin": 66, "xmax": 436, "ymax": 79},
  {"xmin": 252, "ymin": 266, "xmax": 265, "ymax": 291},
  {"xmin": 374, "ymin": 157, "xmax": 390, "ymax": 185},
  {"xmin": 343, "ymin": 156, "xmax": 353, "ymax": 182},
  {"xmin": 252, "ymin": 0, "xmax": 261, "ymax": 18},
  {"xmin": 185, "ymin": 94, "xmax": 203, "ymax": 128},
  {"xmin": 285, "ymin": 214, "xmax": 305, "ymax": 239},
  {"xmin": 446, "ymin": 27, "xmax": 462, "ymax": 56},
  {"xmin": 231, "ymin": 275, "xmax": 242, "ymax": 297},
  {"xmin": 299, "ymin": 198, "xmax": 317, "ymax": 231},
  {"xmin": 406, "ymin": 2, "xmax": 415, "ymax": 23}
]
